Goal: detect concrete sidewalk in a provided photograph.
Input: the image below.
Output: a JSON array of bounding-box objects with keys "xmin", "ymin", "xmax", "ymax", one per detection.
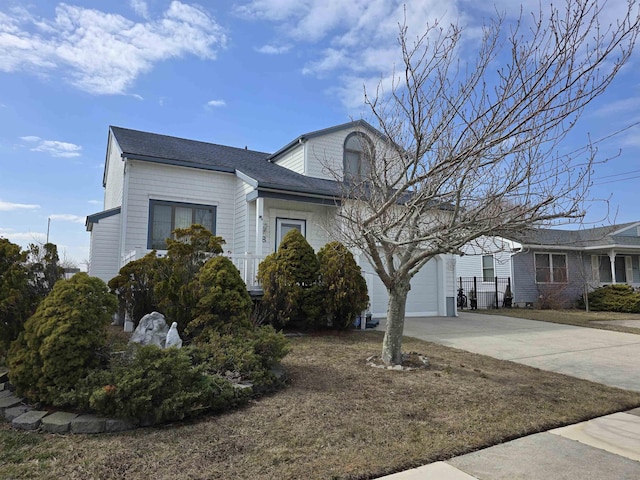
[
  {"xmin": 377, "ymin": 408, "xmax": 640, "ymax": 479},
  {"xmin": 373, "ymin": 313, "xmax": 640, "ymax": 478}
]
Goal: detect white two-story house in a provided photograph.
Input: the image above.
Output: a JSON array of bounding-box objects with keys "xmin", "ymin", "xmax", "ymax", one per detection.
[{"xmin": 86, "ymin": 120, "xmax": 457, "ymax": 318}]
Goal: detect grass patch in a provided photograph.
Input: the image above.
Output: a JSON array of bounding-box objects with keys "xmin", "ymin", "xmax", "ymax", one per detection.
[
  {"xmin": 479, "ymin": 308, "xmax": 640, "ymax": 334},
  {"xmin": 2, "ymin": 331, "xmax": 640, "ymax": 479}
]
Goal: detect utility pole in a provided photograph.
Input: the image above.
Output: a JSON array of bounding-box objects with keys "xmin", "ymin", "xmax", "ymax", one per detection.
[{"xmin": 46, "ymin": 217, "xmax": 50, "ymax": 244}]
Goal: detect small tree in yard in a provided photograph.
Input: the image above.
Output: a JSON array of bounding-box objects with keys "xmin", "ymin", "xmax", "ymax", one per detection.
[
  {"xmin": 329, "ymin": 1, "xmax": 640, "ymax": 364},
  {"xmin": 318, "ymin": 242, "xmax": 369, "ymax": 329},
  {"xmin": 257, "ymin": 229, "xmax": 322, "ymax": 329}
]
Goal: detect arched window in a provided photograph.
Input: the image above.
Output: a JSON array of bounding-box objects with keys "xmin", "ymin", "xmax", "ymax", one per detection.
[{"xmin": 343, "ymin": 132, "xmax": 371, "ymax": 182}]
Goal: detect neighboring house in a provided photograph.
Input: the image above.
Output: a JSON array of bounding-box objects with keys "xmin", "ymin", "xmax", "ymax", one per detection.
[
  {"xmin": 511, "ymin": 223, "xmax": 640, "ymax": 307},
  {"xmin": 456, "ymin": 224, "xmax": 640, "ymax": 308},
  {"xmin": 456, "ymin": 236, "xmax": 520, "ymax": 309},
  {"xmin": 86, "ymin": 121, "xmax": 457, "ymax": 318}
]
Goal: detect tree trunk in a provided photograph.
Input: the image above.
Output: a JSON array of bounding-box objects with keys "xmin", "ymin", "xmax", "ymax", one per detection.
[{"xmin": 381, "ymin": 280, "xmax": 411, "ymax": 365}]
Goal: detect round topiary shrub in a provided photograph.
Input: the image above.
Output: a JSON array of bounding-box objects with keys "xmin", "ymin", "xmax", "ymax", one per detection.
[
  {"xmin": 318, "ymin": 241, "xmax": 369, "ymax": 329},
  {"xmin": 186, "ymin": 255, "xmax": 254, "ymax": 341},
  {"xmin": 8, "ymin": 273, "xmax": 117, "ymax": 404},
  {"xmin": 257, "ymin": 229, "xmax": 322, "ymax": 329}
]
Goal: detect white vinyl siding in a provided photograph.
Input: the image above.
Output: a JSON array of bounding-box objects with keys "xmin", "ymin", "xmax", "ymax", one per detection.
[
  {"xmin": 104, "ymin": 135, "xmax": 125, "ymax": 210},
  {"xmin": 123, "ymin": 161, "xmax": 236, "ymax": 259},
  {"xmin": 234, "ymin": 178, "xmax": 254, "ymax": 254},
  {"xmin": 88, "ymin": 212, "xmax": 121, "ymax": 283},
  {"xmin": 273, "ymin": 144, "xmax": 305, "ymax": 174}
]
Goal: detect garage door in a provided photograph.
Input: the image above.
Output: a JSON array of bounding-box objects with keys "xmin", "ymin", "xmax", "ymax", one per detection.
[{"xmin": 363, "ymin": 258, "xmax": 440, "ymax": 318}]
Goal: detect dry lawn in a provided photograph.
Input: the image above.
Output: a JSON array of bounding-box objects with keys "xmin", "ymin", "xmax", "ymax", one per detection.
[
  {"xmin": 480, "ymin": 308, "xmax": 640, "ymax": 334},
  {"xmin": 2, "ymin": 331, "xmax": 640, "ymax": 480}
]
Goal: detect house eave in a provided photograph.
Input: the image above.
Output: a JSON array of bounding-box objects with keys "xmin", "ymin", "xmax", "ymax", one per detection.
[{"xmin": 122, "ymin": 153, "xmax": 236, "ymax": 174}]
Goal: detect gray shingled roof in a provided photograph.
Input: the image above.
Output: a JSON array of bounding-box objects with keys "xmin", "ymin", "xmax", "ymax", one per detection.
[
  {"xmin": 513, "ymin": 222, "xmax": 640, "ymax": 248},
  {"xmin": 109, "ymin": 126, "xmax": 341, "ymax": 198}
]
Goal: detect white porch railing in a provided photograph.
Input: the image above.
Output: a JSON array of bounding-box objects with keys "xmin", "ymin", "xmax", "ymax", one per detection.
[{"xmin": 121, "ymin": 250, "xmax": 265, "ymax": 290}]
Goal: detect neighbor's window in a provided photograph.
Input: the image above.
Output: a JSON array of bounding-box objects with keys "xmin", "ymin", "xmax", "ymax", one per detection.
[
  {"xmin": 482, "ymin": 255, "xmax": 495, "ymax": 282},
  {"xmin": 535, "ymin": 253, "xmax": 568, "ymax": 283},
  {"xmin": 343, "ymin": 132, "xmax": 371, "ymax": 182},
  {"xmin": 148, "ymin": 200, "xmax": 216, "ymax": 249}
]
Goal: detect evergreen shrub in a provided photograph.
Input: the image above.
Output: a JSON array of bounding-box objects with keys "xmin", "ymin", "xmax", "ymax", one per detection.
[
  {"xmin": 588, "ymin": 284, "xmax": 640, "ymax": 313},
  {"xmin": 8, "ymin": 273, "xmax": 117, "ymax": 403},
  {"xmin": 257, "ymin": 229, "xmax": 322, "ymax": 328},
  {"xmin": 317, "ymin": 241, "xmax": 369, "ymax": 329}
]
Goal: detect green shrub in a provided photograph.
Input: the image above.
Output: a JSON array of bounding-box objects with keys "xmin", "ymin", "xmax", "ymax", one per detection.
[
  {"xmin": 7, "ymin": 273, "xmax": 117, "ymax": 403},
  {"xmin": 0, "ymin": 240, "xmax": 64, "ymax": 356},
  {"xmin": 257, "ymin": 229, "xmax": 322, "ymax": 329},
  {"xmin": 317, "ymin": 242, "xmax": 369, "ymax": 329},
  {"xmin": 154, "ymin": 225, "xmax": 225, "ymax": 334},
  {"xmin": 108, "ymin": 251, "xmax": 161, "ymax": 326},
  {"xmin": 588, "ymin": 284, "xmax": 640, "ymax": 313},
  {"xmin": 186, "ymin": 256, "xmax": 253, "ymax": 340},
  {"xmin": 85, "ymin": 345, "xmax": 242, "ymax": 424},
  {"xmin": 192, "ymin": 326, "xmax": 289, "ymax": 386}
]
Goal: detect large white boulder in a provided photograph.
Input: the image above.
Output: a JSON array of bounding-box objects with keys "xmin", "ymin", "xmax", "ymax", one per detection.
[{"xmin": 129, "ymin": 312, "xmax": 170, "ymax": 348}]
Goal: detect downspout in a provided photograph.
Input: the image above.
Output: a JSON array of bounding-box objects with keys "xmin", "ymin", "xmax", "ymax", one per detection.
[{"xmin": 119, "ymin": 158, "xmax": 130, "ymax": 269}]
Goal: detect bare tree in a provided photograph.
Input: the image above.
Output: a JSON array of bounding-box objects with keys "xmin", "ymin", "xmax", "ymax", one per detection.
[{"xmin": 330, "ymin": 1, "xmax": 639, "ymax": 365}]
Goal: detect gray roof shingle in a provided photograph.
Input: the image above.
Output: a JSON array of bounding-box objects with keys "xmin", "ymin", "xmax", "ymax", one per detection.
[
  {"xmin": 513, "ymin": 222, "xmax": 640, "ymax": 248},
  {"xmin": 109, "ymin": 126, "xmax": 341, "ymax": 198}
]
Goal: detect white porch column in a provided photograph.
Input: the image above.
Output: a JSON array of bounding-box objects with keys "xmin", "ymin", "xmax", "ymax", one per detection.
[
  {"xmin": 609, "ymin": 249, "xmax": 616, "ymax": 284},
  {"xmin": 255, "ymin": 197, "xmax": 264, "ymax": 257}
]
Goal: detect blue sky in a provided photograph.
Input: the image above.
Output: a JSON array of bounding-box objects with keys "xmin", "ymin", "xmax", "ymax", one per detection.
[{"xmin": 1, "ymin": 0, "xmax": 639, "ymax": 268}]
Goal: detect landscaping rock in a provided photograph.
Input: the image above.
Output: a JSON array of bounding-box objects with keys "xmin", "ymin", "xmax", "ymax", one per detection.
[
  {"xmin": 0, "ymin": 382, "xmax": 6, "ymax": 391},
  {"xmin": 41, "ymin": 412, "xmax": 79, "ymax": 434},
  {"xmin": 129, "ymin": 311, "xmax": 169, "ymax": 348},
  {"xmin": 0, "ymin": 370, "xmax": 8, "ymax": 383},
  {"xmin": 4, "ymin": 405, "xmax": 31, "ymax": 421},
  {"xmin": 0, "ymin": 394, "xmax": 23, "ymax": 413},
  {"xmin": 12, "ymin": 410, "xmax": 48, "ymax": 430},
  {"xmin": 71, "ymin": 414, "xmax": 106, "ymax": 434},
  {"xmin": 0, "ymin": 389, "xmax": 13, "ymax": 398},
  {"xmin": 105, "ymin": 417, "xmax": 138, "ymax": 433},
  {"xmin": 165, "ymin": 321, "xmax": 182, "ymax": 348}
]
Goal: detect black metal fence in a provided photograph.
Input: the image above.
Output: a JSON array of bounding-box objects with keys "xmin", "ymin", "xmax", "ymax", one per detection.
[{"xmin": 457, "ymin": 277, "xmax": 512, "ymax": 310}]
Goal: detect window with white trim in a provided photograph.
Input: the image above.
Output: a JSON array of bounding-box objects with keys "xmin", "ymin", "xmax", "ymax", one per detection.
[
  {"xmin": 148, "ymin": 200, "xmax": 216, "ymax": 250},
  {"xmin": 482, "ymin": 255, "xmax": 495, "ymax": 282},
  {"xmin": 276, "ymin": 218, "xmax": 306, "ymax": 250},
  {"xmin": 535, "ymin": 253, "xmax": 568, "ymax": 283}
]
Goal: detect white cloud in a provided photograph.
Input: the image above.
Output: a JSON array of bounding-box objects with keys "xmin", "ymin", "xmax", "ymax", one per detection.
[
  {"xmin": 207, "ymin": 99, "xmax": 226, "ymax": 107},
  {"xmin": 0, "ymin": 200, "xmax": 40, "ymax": 211},
  {"xmin": 49, "ymin": 213, "xmax": 86, "ymax": 224},
  {"xmin": 88, "ymin": 199, "xmax": 103, "ymax": 205},
  {"xmin": 255, "ymin": 44, "xmax": 291, "ymax": 54},
  {"xmin": 130, "ymin": 0, "xmax": 150, "ymax": 19},
  {"xmin": 20, "ymin": 136, "xmax": 82, "ymax": 157},
  {"xmin": 0, "ymin": 2, "xmax": 227, "ymax": 95}
]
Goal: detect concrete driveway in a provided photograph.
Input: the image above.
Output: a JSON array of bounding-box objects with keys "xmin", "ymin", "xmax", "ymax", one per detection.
[{"xmin": 377, "ymin": 312, "xmax": 640, "ymax": 392}]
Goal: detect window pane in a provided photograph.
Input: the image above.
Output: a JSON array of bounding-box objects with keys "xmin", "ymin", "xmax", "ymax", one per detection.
[
  {"xmin": 195, "ymin": 208, "xmax": 214, "ymax": 231},
  {"xmin": 345, "ymin": 135, "xmax": 364, "ymax": 152},
  {"xmin": 482, "ymin": 255, "xmax": 494, "ymax": 282},
  {"xmin": 599, "ymin": 256, "xmax": 612, "ymax": 282},
  {"xmin": 551, "ymin": 255, "xmax": 567, "ymax": 283},
  {"xmin": 535, "ymin": 254, "xmax": 550, "ymax": 283},
  {"xmin": 151, "ymin": 205, "xmax": 172, "ymax": 249},
  {"xmin": 344, "ymin": 151, "xmax": 360, "ymax": 180},
  {"xmin": 175, "ymin": 207, "xmax": 192, "ymax": 229},
  {"xmin": 615, "ymin": 256, "xmax": 627, "ymax": 282}
]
